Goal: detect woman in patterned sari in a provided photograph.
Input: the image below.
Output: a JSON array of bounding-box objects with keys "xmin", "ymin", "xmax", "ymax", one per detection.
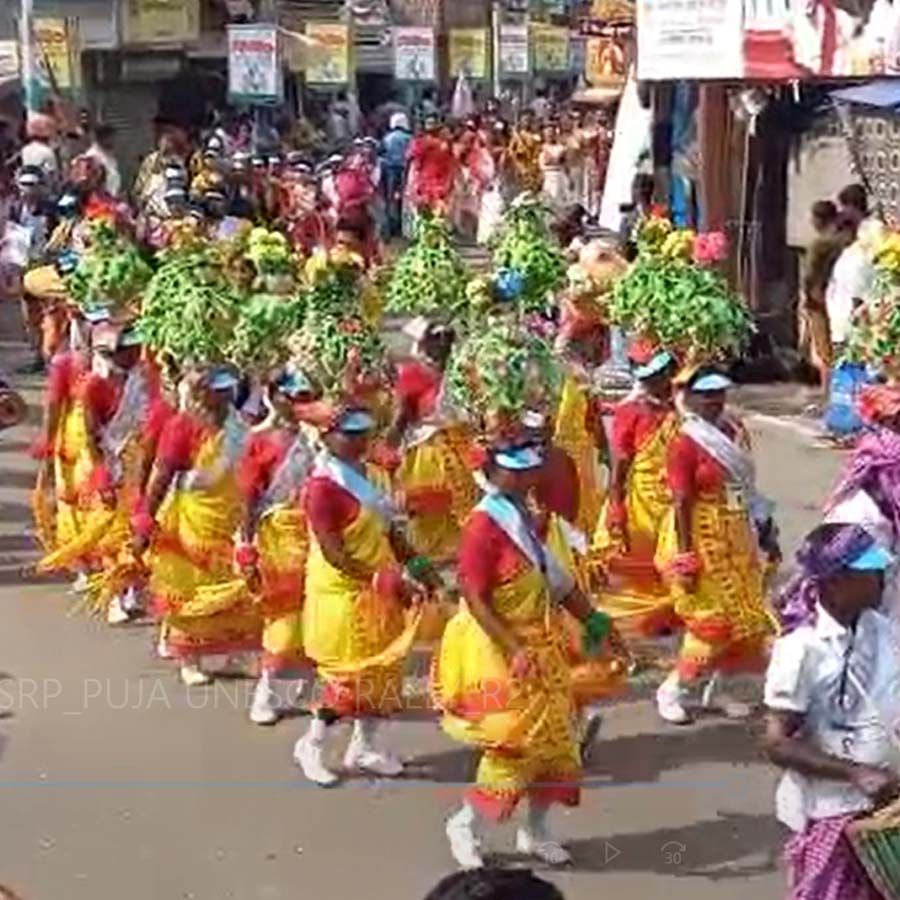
[
  {"xmin": 591, "ymin": 342, "xmax": 679, "ymax": 637},
  {"xmin": 134, "ymin": 366, "xmax": 260, "ymax": 687},
  {"xmin": 293, "ymin": 406, "xmax": 437, "ymax": 787},
  {"xmin": 655, "ymin": 368, "xmax": 779, "ymax": 724},
  {"xmin": 386, "ymin": 318, "xmax": 477, "ymax": 566},
  {"xmin": 435, "ymin": 443, "xmax": 613, "ymax": 869},
  {"xmin": 237, "ymin": 367, "xmax": 317, "ymax": 726}
]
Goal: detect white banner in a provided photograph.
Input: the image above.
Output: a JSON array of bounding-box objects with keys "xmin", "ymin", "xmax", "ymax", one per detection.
[
  {"xmin": 499, "ymin": 24, "xmax": 529, "ymax": 76},
  {"xmin": 394, "ymin": 27, "xmax": 435, "ymax": 82},
  {"xmin": 637, "ymin": 0, "xmax": 743, "ymax": 80},
  {"xmin": 228, "ymin": 24, "xmax": 281, "ymax": 104}
]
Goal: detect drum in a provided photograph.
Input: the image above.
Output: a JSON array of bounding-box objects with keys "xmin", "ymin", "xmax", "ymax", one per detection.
[{"xmin": 847, "ymin": 798, "xmax": 900, "ymax": 900}]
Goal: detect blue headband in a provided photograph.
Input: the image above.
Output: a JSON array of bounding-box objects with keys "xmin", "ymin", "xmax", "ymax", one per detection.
[
  {"xmin": 495, "ymin": 444, "xmax": 545, "ymax": 471},
  {"xmin": 207, "ymin": 367, "xmax": 239, "ymax": 391},
  {"xmin": 83, "ymin": 307, "xmax": 111, "ymax": 324},
  {"xmin": 691, "ymin": 373, "xmax": 732, "ymax": 393},
  {"xmin": 275, "ymin": 369, "xmax": 312, "ymax": 397},
  {"xmin": 847, "ymin": 543, "xmax": 895, "ymax": 572},
  {"xmin": 633, "ymin": 350, "xmax": 673, "ymax": 380},
  {"xmin": 337, "ymin": 409, "xmax": 376, "ymax": 434}
]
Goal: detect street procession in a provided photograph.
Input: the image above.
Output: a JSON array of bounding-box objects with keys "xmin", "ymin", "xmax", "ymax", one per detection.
[{"xmin": 4, "ymin": 1, "xmax": 900, "ymax": 899}]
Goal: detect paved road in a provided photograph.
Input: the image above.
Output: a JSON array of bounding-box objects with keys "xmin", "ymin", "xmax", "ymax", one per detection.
[{"xmin": 0, "ymin": 311, "xmax": 845, "ymax": 900}]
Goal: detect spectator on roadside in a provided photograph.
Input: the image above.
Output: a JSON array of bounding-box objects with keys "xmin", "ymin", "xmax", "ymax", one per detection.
[
  {"xmin": 801, "ymin": 200, "xmax": 845, "ymax": 405},
  {"xmin": 21, "ymin": 112, "xmax": 59, "ymax": 188},
  {"xmin": 84, "ymin": 123, "xmax": 121, "ymax": 196},
  {"xmin": 380, "ymin": 111, "xmax": 411, "ymax": 238}
]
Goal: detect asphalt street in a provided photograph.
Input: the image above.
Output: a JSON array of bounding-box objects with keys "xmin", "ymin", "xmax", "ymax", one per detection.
[{"xmin": 0, "ymin": 305, "xmax": 845, "ymax": 900}]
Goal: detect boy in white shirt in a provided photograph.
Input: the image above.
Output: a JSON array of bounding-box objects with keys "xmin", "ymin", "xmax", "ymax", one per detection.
[{"xmin": 764, "ymin": 523, "xmax": 900, "ymax": 899}]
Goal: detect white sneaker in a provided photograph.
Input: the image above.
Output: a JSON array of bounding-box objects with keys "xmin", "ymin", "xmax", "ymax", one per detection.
[
  {"xmin": 343, "ymin": 740, "xmax": 404, "ymax": 777},
  {"xmin": 106, "ymin": 595, "xmax": 131, "ymax": 626},
  {"xmin": 71, "ymin": 572, "xmax": 90, "ymax": 594},
  {"xmin": 656, "ymin": 680, "xmax": 692, "ymax": 725},
  {"xmin": 179, "ymin": 664, "xmax": 212, "ymax": 687},
  {"xmin": 249, "ymin": 677, "xmax": 280, "ymax": 726},
  {"xmin": 293, "ymin": 735, "xmax": 339, "ymax": 787},
  {"xmin": 446, "ymin": 811, "xmax": 484, "ymax": 869},
  {"xmin": 516, "ymin": 828, "xmax": 573, "ymax": 866}
]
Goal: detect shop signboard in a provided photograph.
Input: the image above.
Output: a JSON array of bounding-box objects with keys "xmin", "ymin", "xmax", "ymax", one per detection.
[
  {"xmin": 394, "ymin": 26, "xmax": 435, "ymax": 82},
  {"xmin": 228, "ymin": 24, "xmax": 281, "ymax": 104},
  {"xmin": 305, "ymin": 23, "xmax": 350, "ymax": 84},
  {"xmin": 500, "ymin": 24, "xmax": 530, "ymax": 77},
  {"xmin": 585, "ymin": 34, "xmax": 627, "ymax": 87},
  {"xmin": 449, "ymin": 28, "xmax": 488, "ymax": 80},
  {"xmin": 638, "ymin": 0, "xmax": 900, "ymax": 81},
  {"xmin": 532, "ymin": 23, "xmax": 569, "ymax": 73},
  {"xmin": 124, "ymin": 0, "xmax": 199, "ymax": 47},
  {"xmin": 31, "ymin": 18, "xmax": 78, "ymax": 91}
]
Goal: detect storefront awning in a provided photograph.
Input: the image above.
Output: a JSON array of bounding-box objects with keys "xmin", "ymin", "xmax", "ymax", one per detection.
[{"xmin": 830, "ymin": 80, "xmax": 900, "ymax": 112}]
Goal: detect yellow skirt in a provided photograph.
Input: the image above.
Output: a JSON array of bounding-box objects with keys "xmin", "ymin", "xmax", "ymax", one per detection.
[{"xmin": 656, "ymin": 496, "xmax": 775, "ymax": 680}]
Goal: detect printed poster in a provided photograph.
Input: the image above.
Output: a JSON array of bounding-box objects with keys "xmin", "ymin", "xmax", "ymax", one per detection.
[
  {"xmin": 532, "ymin": 23, "xmax": 569, "ymax": 72},
  {"xmin": 394, "ymin": 27, "xmax": 435, "ymax": 82},
  {"xmin": 500, "ymin": 24, "xmax": 529, "ymax": 77},
  {"xmin": 449, "ymin": 28, "xmax": 488, "ymax": 80},
  {"xmin": 228, "ymin": 24, "xmax": 282, "ymax": 104},
  {"xmin": 305, "ymin": 23, "xmax": 350, "ymax": 84}
]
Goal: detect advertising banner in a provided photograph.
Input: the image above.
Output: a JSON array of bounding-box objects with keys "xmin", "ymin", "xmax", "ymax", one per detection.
[
  {"xmin": 124, "ymin": 0, "xmax": 199, "ymax": 46},
  {"xmin": 449, "ymin": 28, "xmax": 488, "ymax": 79},
  {"xmin": 500, "ymin": 24, "xmax": 529, "ymax": 77},
  {"xmin": 532, "ymin": 23, "xmax": 569, "ymax": 73},
  {"xmin": 305, "ymin": 22, "xmax": 350, "ymax": 84},
  {"xmin": 228, "ymin": 24, "xmax": 281, "ymax": 104},
  {"xmin": 394, "ymin": 27, "xmax": 435, "ymax": 82}
]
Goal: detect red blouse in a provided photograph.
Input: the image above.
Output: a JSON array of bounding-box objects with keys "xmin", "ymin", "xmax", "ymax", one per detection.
[
  {"xmin": 78, "ymin": 373, "xmax": 122, "ymax": 427},
  {"xmin": 458, "ymin": 509, "xmax": 551, "ymax": 598},
  {"xmin": 238, "ymin": 428, "xmax": 294, "ymax": 503},
  {"xmin": 46, "ymin": 352, "xmax": 85, "ymax": 406},
  {"xmin": 156, "ymin": 413, "xmax": 210, "ymax": 470},
  {"xmin": 611, "ymin": 399, "xmax": 671, "ymax": 459},
  {"xmin": 395, "ymin": 358, "xmax": 441, "ymax": 421},
  {"xmin": 534, "ymin": 445, "xmax": 579, "ymax": 524},
  {"xmin": 667, "ymin": 425, "xmax": 738, "ymax": 496},
  {"xmin": 303, "ymin": 476, "xmax": 360, "ymax": 535}
]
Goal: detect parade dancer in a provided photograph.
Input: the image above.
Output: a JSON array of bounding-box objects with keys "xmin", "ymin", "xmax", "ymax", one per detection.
[
  {"xmin": 134, "ymin": 366, "xmax": 259, "ymax": 686},
  {"xmin": 655, "ymin": 369, "xmax": 778, "ymax": 724},
  {"xmin": 293, "ymin": 406, "xmax": 436, "ymax": 786},
  {"xmin": 386, "ymin": 317, "xmax": 476, "ymax": 565},
  {"xmin": 592, "ymin": 342, "xmax": 679, "ymax": 638},
  {"xmin": 237, "ymin": 368, "xmax": 317, "ymax": 725},
  {"xmin": 435, "ymin": 443, "xmax": 613, "ymax": 869}
]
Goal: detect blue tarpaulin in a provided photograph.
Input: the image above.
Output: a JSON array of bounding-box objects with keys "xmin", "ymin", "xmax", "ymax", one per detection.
[{"xmin": 830, "ymin": 80, "xmax": 900, "ymax": 111}]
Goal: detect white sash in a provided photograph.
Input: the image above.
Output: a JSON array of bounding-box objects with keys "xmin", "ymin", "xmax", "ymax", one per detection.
[
  {"xmin": 478, "ymin": 492, "xmax": 575, "ymax": 603},
  {"xmin": 312, "ymin": 452, "xmax": 398, "ymax": 526},
  {"xmin": 177, "ymin": 410, "xmax": 249, "ymax": 491},
  {"xmin": 101, "ymin": 367, "xmax": 150, "ymax": 482},
  {"xmin": 681, "ymin": 413, "xmax": 774, "ymax": 524},
  {"xmin": 258, "ymin": 431, "xmax": 314, "ymax": 516}
]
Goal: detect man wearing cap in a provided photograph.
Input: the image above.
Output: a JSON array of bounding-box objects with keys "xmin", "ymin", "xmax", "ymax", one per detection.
[
  {"xmin": 764, "ymin": 522, "xmax": 900, "ymax": 900},
  {"xmin": 591, "ymin": 341, "xmax": 679, "ymax": 642},
  {"xmin": 381, "ymin": 112, "xmax": 412, "ymax": 237},
  {"xmin": 21, "ymin": 113, "xmax": 60, "ymax": 187},
  {"xmin": 236, "ymin": 367, "xmax": 317, "ymax": 725}
]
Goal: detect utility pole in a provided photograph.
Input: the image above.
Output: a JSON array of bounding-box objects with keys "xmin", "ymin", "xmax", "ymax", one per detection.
[{"xmin": 20, "ymin": 0, "xmax": 34, "ymax": 110}]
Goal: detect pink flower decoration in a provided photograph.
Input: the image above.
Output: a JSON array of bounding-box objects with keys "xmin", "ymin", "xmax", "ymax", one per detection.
[{"xmin": 693, "ymin": 231, "xmax": 728, "ymax": 266}]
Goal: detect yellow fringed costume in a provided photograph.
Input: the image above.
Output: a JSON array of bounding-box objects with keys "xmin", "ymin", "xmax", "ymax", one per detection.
[
  {"xmin": 149, "ymin": 415, "xmax": 261, "ymax": 659},
  {"xmin": 656, "ymin": 421, "xmax": 775, "ymax": 681},
  {"xmin": 434, "ymin": 505, "xmax": 582, "ymax": 822},
  {"xmin": 302, "ymin": 462, "xmax": 412, "ymax": 717},
  {"xmin": 592, "ymin": 402, "xmax": 679, "ymax": 636}
]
